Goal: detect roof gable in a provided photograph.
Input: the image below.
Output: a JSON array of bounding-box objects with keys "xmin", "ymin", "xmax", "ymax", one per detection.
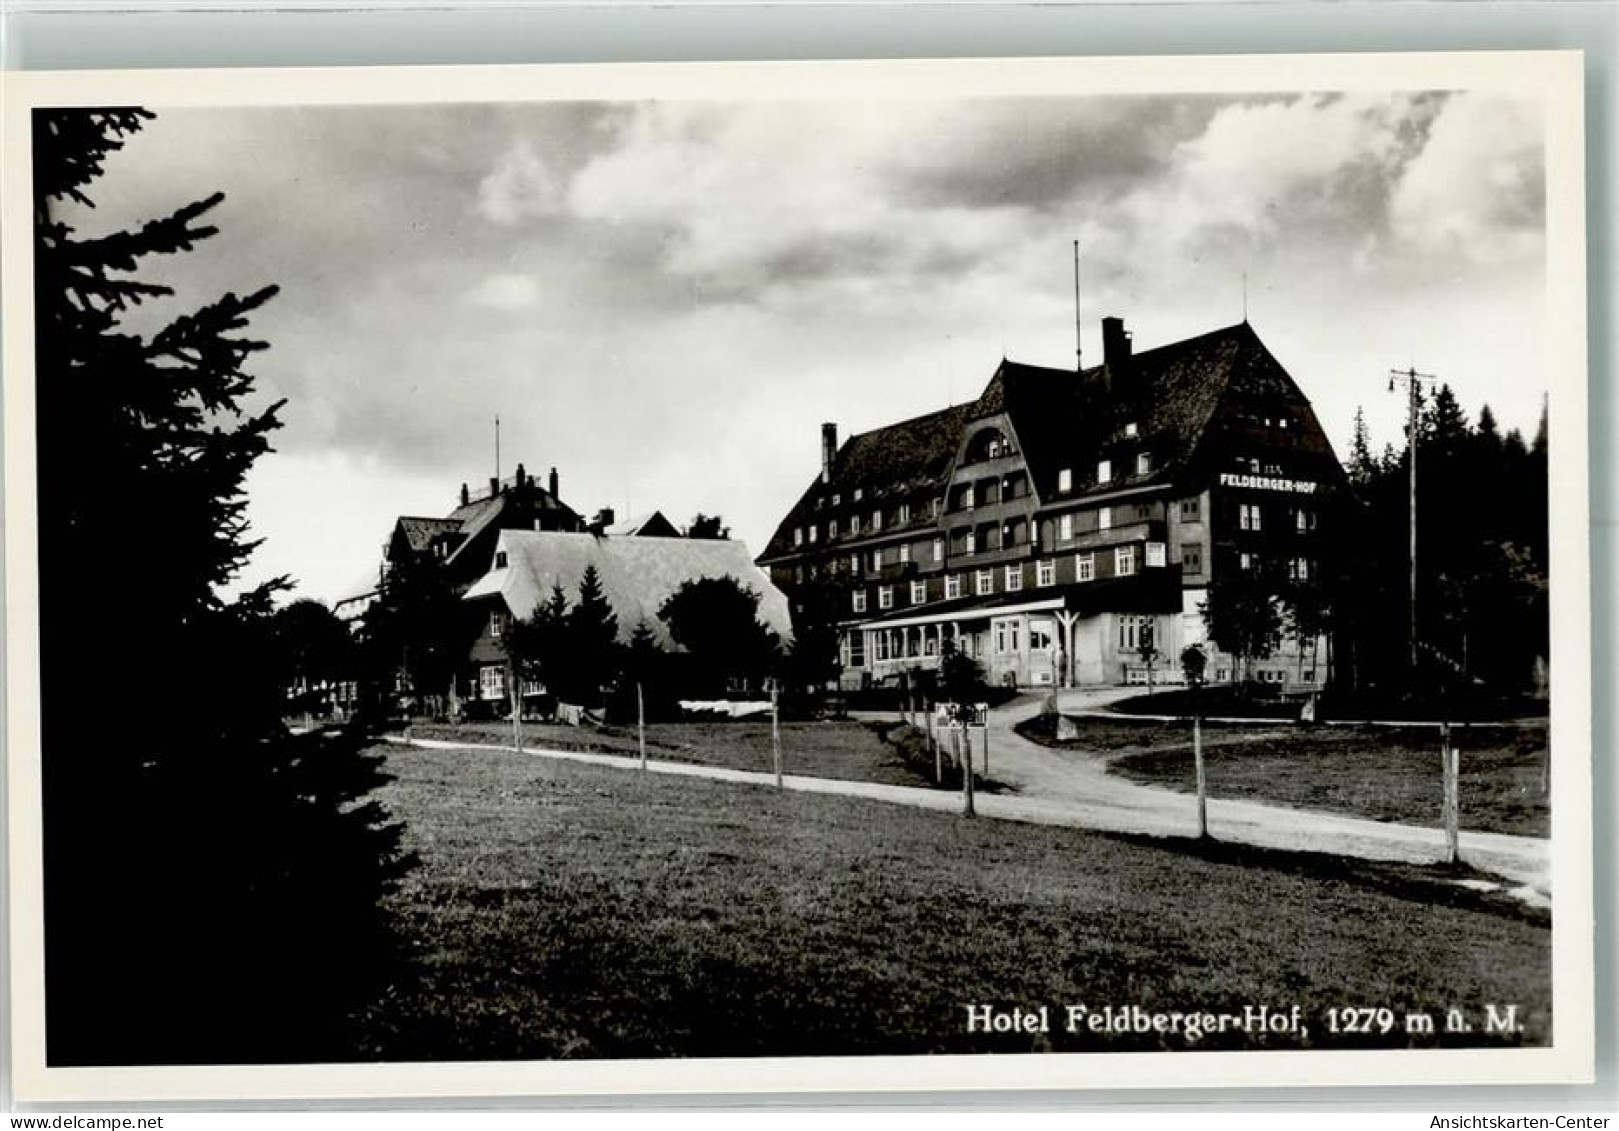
[{"xmin": 466, "ymin": 531, "xmax": 794, "ymax": 650}]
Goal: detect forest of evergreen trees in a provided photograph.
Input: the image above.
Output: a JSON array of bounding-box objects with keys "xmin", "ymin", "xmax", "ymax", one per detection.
[{"xmin": 1334, "ymin": 386, "xmax": 1550, "ymax": 706}]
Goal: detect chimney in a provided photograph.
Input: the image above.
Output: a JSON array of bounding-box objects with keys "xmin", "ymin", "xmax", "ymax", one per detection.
[
  {"xmin": 515, "ymin": 462, "xmax": 526, "ymax": 488},
  {"xmin": 588, "ymin": 506, "xmax": 616, "ymax": 536},
  {"xmin": 821, "ymin": 422, "xmax": 838, "ymax": 484},
  {"xmin": 489, "ymin": 476, "xmax": 500, "ymax": 498},
  {"xmin": 548, "ymin": 466, "xmax": 559, "ymax": 499},
  {"xmin": 459, "ymin": 482, "xmax": 470, "ymax": 506},
  {"xmin": 1102, "ymin": 316, "xmax": 1132, "ymax": 374}
]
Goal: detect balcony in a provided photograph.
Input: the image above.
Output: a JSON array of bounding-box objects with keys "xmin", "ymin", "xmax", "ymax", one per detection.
[{"xmin": 1059, "ymin": 519, "xmax": 1165, "ymax": 553}]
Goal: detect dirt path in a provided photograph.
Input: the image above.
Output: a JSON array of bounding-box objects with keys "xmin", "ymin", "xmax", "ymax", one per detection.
[
  {"xmin": 974, "ymin": 693, "xmax": 1549, "ymax": 901},
  {"xmin": 387, "ymin": 687, "xmax": 1550, "ymax": 905}
]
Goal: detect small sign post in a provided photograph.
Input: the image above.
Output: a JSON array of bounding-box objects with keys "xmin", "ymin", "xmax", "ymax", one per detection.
[
  {"xmin": 976, "ymin": 702, "xmax": 990, "ymax": 776},
  {"xmin": 926, "ymin": 701, "xmax": 939, "ymax": 784}
]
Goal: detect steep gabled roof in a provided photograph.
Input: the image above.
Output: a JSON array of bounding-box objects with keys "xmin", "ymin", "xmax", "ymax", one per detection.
[
  {"xmin": 392, "ymin": 516, "xmax": 464, "ymax": 555},
  {"xmin": 760, "ymin": 403, "xmax": 975, "ymax": 560},
  {"xmin": 605, "ymin": 511, "xmax": 681, "ymax": 538},
  {"xmin": 465, "ymin": 531, "xmax": 794, "ymax": 651},
  {"xmin": 758, "ymin": 320, "xmax": 1322, "ymax": 562}
]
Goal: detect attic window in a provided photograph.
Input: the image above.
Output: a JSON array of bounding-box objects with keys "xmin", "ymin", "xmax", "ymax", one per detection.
[
  {"xmin": 1058, "ymin": 468, "xmax": 1073, "ymax": 492},
  {"xmin": 1136, "ymin": 452, "xmax": 1152, "ymax": 476},
  {"xmin": 1097, "ymin": 459, "xmax": 1113, "ymax": 485},
  {"xmin": 854, "ymin": 488, "xmax": 864, "ymax": 502},
  {"xmin": 1125, "ymin": 422, "xmax": 1139, "ymax": 438},
  {"xmin": 495, "ymin": 550, "xmax": 508, "ymax": 569}
]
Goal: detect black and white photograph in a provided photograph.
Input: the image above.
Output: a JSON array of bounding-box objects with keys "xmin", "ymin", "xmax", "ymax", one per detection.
[{"xmin": 1, "ymin": 52, "xmax": 1594, "ymax": 1101}]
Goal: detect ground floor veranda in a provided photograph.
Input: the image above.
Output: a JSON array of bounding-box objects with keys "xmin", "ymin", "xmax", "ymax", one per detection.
[{"xmin": 838, "ymin": 588, "xmax": 1328, "ymax": 692}]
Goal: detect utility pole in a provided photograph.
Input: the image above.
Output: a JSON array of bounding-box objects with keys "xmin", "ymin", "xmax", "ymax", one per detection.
[
  {"xmin": 1073, "ymin": 240, "xmax": 1083, "ymax": 370},
  {"xmin": 1388, "ymin": 367, "xmax": 1437, "ymax": 677}
]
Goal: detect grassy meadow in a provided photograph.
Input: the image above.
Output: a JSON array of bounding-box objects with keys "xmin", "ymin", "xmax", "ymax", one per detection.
[{"xmin": 345, "ymin": 741, "xmax": 1550, "ymax": 1060}]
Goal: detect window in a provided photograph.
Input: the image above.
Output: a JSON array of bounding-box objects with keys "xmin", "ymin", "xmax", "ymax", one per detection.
[
  {"xmin": 850, "ymin": 514, "xmax": 861, "ymax": 534},
  {"xmin": 911, "ymin": 580, "xmax": 927, "ymax": 604},
  {"xmin": 1124, "ymin": 422, "xmax": 1139, "ymax": 438},
  {"xmin": 1295, "ymin": 508, "xmax": 1316, "ymax": 532},
  {"xmin": 1005, "ymin": 565, "xmax": 1023, "ymax": 592},
  {"xmin": 794, "ymin": 527, "xmax": 804, "ymax": 547},
  {"xmin": 1136, "ymin": 504, "xmax": 1152, "ymax": 521},
  {"xmin": 848, "ymin": 631, "xmax": 865, "ymax": 667},
  {"xmin": 489, "ymin": 609, "xmax": 507, "ymax": 638},
  {"xmin": 932, "ymin": 537, "xmax": 944, "ymax": 561},
  {"xmin": 932, "ymin": 497, "xmax": 943, "ymax": 518},
  {"xmin": 1289, "ymin": 557, "xmax": 1312, "ymax": 582},
  {"xmin": 854, "ymin": 488, "xmax": 863, "ymax": 501},
  {"xmin": 1239, "ymin": 551, "xmax": 1256, "ymax": 571},
  {"xmin": 495, "ymin": 549, "xmax": 508, "ymax": 569},
  {"xmin": 1098, "ymin": 506, "xmax": 1113, "ymax": 531},
  {"xmin": 975, "ymin": 569, "xmax": 995, "ymax": 596},
  {"xmin": 1097, "ymin": 459, "xmax": 1113, "ymax": 484},
  {"xmin": 850, "ymin": 553, "xmax": 860, "ymax": 574},
  {"xmin": 1240, "ymin": 503, "xmax": 1262, "ymax": 531},
  {"xmin": 1136, "ymin": 452, "xmax": 1152, "ymax": 476},
  {"xmin": 832, "ymin": 493, "xmax": 841, "ymax": 506},
  {"xmin": 898, "ymin": 543, "xmax": 910, "ymax": 564},
  {"xmin": 795, "ymin": 566, "xmax": 804, "ymax": 584},
  {"xmin": 966, "ymin": 531, "xmax": 977, "ymax": 555},
  {"xmin": 480, "ymin": 665, "xmax": 506, "ymax": 701},
  {"xmin": 993, "ymin": 618, "xmax": 1022, "ymax": 655},
  {"xmin": 1058, "ymin": 467, "xmax": 1073, "ymax": 492},
  {"xmin": 878, "ymin": 585, "xmax": 894, "ymax": 610},
  {"xmin": 1037, "ymin": 560, "xmax": 1056, "ymax": 587},
  {"xmin": 1179, "ymin": 497, "xmax": 1201, "ymax": 519},
  {"xmin": 1030, "ymin": 619, "xmax": 1054, "ymax": 652},
  {"xmin": 828, "ymin": 518, "xmax": 838, "ymax": 538},
  {"xmin": 872, "ymin": 509, "xmax": 883, "ymax": 531},
  {"xmin": 1059, "ymin": 514, "xmax": 1074, "ymax": 541},
  {"xmin": 1076, "ymin": 552, "xmax": 1095, "ymax": 582},
  {"xmin": 946, "ymin": 574, "xmax": 963, "ymax": 599},
  {"xmin": 1115, "ymin": 546, "xmax": 1137, "ymax": 576},
  {"xmin": 869, "ymin": 549, "xmax": 881, "ymax": 570},
  {"xmin": 852, "ymin": 590, "xmax": 867, "ymax": 613},
  {"xmin": 1117, "ymin": 615, "xmax": 1154, "ymax": 651},
  {"xmin": 899, "ymin": 503, "xmax": 911, "ymax": 524},
  {"xmin": 1182, "ymin": 543, "xmax": 1203, "ymax": 573},
  {"xmin": 1145, "ymin": 542, "xmax": 1166, "ymax": 568},
  {"xmin": 808, "ymin": 525, "xmax": 818, "ymax": 543}
]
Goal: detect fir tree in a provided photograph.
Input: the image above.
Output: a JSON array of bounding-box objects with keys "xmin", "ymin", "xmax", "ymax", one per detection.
[
  {"xmin": 1347, "ymin": 407, "xmax": 1378, "ymax": 489},
  {"xmin": 34, "ymin": 107, "xmax": 412, "ymax": 1064},
  {"xmin": 568, "ymin": 563, "xmax": 622, "ymax": 705}
]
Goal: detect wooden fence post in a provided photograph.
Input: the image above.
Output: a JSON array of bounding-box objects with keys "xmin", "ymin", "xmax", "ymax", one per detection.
[
  {"xmin": 1442, "ymin": 722, "xmax": 1459, "ymax": 866},
  {"xmin": 1193, "ymin": 713, "xmax": 1208, "ymax": 839},
  {"xmin": 925, "ymin": 701, "xmax": 939, "ymax": 784},
  {"xmin": 771, "ymin": 684, "xmax": 784, "ymax": 789},
  {"xmin": 637, "ymin": 681, "xmax": 647, "ymax": 771},
  {"xmin": 961, "ymin": 721, "xmax": 976, "ymax": 818}
]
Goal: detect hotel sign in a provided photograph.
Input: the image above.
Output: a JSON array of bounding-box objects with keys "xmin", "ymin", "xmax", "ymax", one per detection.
[{"xmin": 1219, "ymin": 472, "xmax": 1318, "ymax": 494}]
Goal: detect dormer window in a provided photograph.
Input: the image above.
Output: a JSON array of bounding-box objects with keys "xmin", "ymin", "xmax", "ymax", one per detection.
[
  {"xmin": 829, "ymin": 518, "xmax": 839, "ymax": 538},
  {"xmin": 794, "ymin": 528, "xmax": 804, "ymax": 547},
  {"xmin": 495, "ymin": 550, "xmax": 509, "ymax": 569},
  {"xmin": 1097, "ymin": 459, "xmax": 1113, "ymax": 485},
  {"xmin": 1057, "ymin": 468, "xmax": 1073, "ymax": 492},
  {"xmin": 899, "ymin": 502, "xmax": 911, "ymax": 524},
  {"xmin": 1136, "ymin": 452, "xmax": 1152, "ymax": 476},
  {"xmin": 1125, "ymin": 422, "xmax": 1139, "ymax": 438},
  {"xmin": 854, "ymin": 488, "xmax": 864, "ymax": 502},
  {"xmin": 872, "ymin": 509, "xmax": 883, "ymax": 531}
]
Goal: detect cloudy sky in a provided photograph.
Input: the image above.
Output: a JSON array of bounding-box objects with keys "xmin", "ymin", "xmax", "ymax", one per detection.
[{"xmin": 65, "ymin": 86, "xmax": 1548, "ymax": 604}]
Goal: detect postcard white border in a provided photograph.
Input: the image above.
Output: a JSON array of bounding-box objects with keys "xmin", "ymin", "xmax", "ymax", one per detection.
[{"xmin": 1, "ymin": 51, "xmax": 1593, "ymax": 1103}]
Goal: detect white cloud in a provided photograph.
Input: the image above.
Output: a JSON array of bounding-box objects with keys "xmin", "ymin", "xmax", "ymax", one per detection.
[
  {"xmin": 466, "ymin": 272, "xmax": 542, "ymax": 310},
  {"xmin": 1389, "ymin": 94, "xmax": 1544, "ymax": 264},
  {"xmin": 476, "ymin": 139, "xmax": 565, "ymax": 224}
]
